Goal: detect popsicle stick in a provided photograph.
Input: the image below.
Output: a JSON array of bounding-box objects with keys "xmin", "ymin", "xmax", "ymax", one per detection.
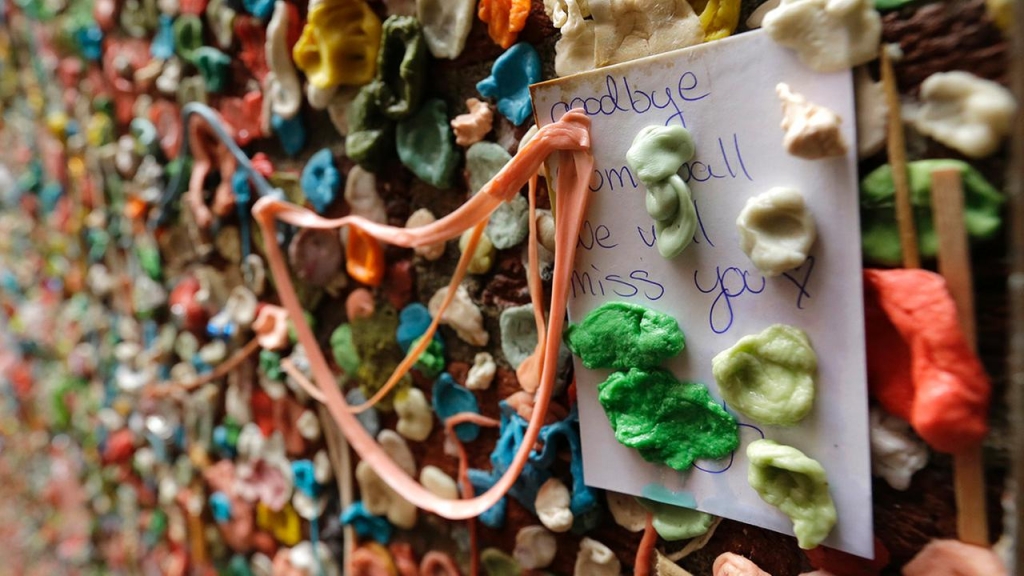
[
  {"xmin": 880, "ymin": 47, "xmax": 920, "ymax": 269},
  {"xmin": 929, "ymin": 167, "xmax": 988, "ymax": 546},
  {"xmin": 930, "ymin": 169, "xmax": 978, "ymax": 349}
]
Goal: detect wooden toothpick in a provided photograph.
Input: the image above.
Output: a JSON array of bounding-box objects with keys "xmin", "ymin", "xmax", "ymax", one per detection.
[
  {"xmin": 929, "ymin": 168, "xmax": 988, "ymax": 546},
  {"xmin": 880, "ymin": 47, "xmax": 920, "ymax": 269}
]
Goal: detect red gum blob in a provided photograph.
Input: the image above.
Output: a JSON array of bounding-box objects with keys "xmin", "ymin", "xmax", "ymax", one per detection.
[
  {"xmin": 218, "ymin": 91, "xmax": 265, "ymax": 146},
  {"xmin": 387, "ymin": 542, "xmax": 419, "ymax": 576},
  {"xmin": 187, "ymin": 113, "xmax": 238, "ymax": 228},
  {"xmin": 235, "ymin": 17, "xmax": 270, "ymax": 81},
  {"xmin": 150, "ymin": 100, "xmax": 183, "ymax": 159},
  {"xmin": 864, "ymin": 269, "xmax": 990, "ymax": 454}
]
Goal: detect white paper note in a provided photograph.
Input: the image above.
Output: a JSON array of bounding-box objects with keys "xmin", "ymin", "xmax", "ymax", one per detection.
[{"xmin": 530, "ymin": 30, "xmax": 873, "ymax": 557}]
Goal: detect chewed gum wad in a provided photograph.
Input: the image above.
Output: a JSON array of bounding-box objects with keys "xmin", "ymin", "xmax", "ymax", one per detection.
[
  {"xmin": 746, "ymin": 439, "xmax": 836, "ymax": 549},
  {"xmin": 712, "ymin": 324, "xmax": 817, "ymax": 426},
  {"xmin": 599, "ymin": 367, "xmax": 738, "ymax": 471},
  {"xmin": 565, "ymin": 301, "xmax": 684, "ymax": 371},
  {"xmin": 625, "ymin": 125, "xmax": 698, "ymax": 258},
  {"xmin": 736, "ymin": 187, "xmax": 816, "ymax": 277}
]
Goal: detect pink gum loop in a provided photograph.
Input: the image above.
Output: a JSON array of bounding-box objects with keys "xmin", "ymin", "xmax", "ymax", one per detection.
[
  {"xmin": 250, "ymin": 111, "xmax": 594, "ymax": 521},
  {"xmin": 420, "ymin": 551, "xmax": 461, "ymax": 576}
]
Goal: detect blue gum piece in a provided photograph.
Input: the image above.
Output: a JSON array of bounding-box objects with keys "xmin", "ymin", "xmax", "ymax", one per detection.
[
  {"xmin": 340, "ymin": 501, "xmax": 393, "ymax": 544},
  {"xmin": 242, "ymin": 0, "xmax": 274, "ymax": 18},
  {"xmin": 299, "ymin": 148, "xmax": 341, "ymax": 214},
  {"xmin": 151, "ymin": 15, "xmax": 175, "ymax": 60},
  {"xmin": 272, "ymin": 113, "xmax": 307, "ymax": 157},
  {"xmin": 210, "ymin": 491, "xmax": 232, "ymax": 523},
  {"xmin": 476, "ymin": 42, "xmax": 541, "ymax": 126},
  {"xmin": 292, "ymin": 459, "xmax": 319, "ymax": 497},
  {"xmin": 395, "ymin": 303, "xmax": 442, "ymax": 351},
  {"xmin": 432, "ymin": 372, "xmax": 480, "ymax": 442}
]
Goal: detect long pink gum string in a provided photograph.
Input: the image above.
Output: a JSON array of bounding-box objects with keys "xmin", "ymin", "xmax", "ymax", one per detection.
[
  {"xmin": 281, "ymin": 219, "xmax": 484, "ymax": 415},
  {"xmin": 250, "ymin": 111, "xmax": 593, "ymax": 520}
]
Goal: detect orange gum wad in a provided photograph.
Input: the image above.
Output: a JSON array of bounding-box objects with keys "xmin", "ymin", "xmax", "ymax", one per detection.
[{"xmin": 864, "ymin": 268, "xmax": 989, "ymax": 454}]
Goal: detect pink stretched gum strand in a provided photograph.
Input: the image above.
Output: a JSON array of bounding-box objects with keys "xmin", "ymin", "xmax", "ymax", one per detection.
[
  {"xmin": 250, "ymin": 110, "xmax": 594, "ymax": 520},
  {"xmin": 864, "ymin": 268, "xmax": 990, "ymax": 454}
]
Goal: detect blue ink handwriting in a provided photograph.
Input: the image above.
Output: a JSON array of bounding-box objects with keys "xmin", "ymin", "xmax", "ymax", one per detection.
[
  {"xmin": 549, "ymin": 73, "xmax": 710, "ymax": 128},
  {"xmin": 781, "ymin": 255, "xmax": 815, "ymax": 310},
  {"xmin": 693, "ymin": 266, "xmax": 767, "ymax": 334}
]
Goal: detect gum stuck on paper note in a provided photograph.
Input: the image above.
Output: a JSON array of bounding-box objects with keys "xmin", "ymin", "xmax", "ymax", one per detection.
[{"xmin": 530, "ymin": 30, "xmax": 873, "ymax": 558}]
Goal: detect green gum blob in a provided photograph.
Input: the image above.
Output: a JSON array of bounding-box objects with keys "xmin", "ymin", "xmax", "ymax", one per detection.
[
  {"xmin": 467, "ymin": 142, "xmax": 530, "ymax": 249},
  {"xmin": 172, "ymin": 14, "xmax": 204, "ymax": 63},
  {"xmin": 259, "ymin": 349, "xmax": 283, "ymax": 381},
  {"xmin": 637, "ymin": 498, "xmax": 715, "ymax": 541},
  {"xmin": 625, "ymin": 125, "xmax": 698, "ymax": 258},
  {"xmin": 860, "ymin": 159, "xmax": 1004, "ymax": 265},
  {"xmin": 411, "ymin": 335, "xmax": 445, "ymax": 378},
  {"xmin": 346, "ymin": 82, "xmax": 396, "ymax": 171},
  {"xmin": 351, "ymin": 305, "xmax": 409, "ymax": 411},
  {"xmin": 499, "ymin": 303, "xmax": 538, "ymax": 368},
  {"xmin": 480, "ymin": 548, "xmax": 520, "ymax": 576},
  {"xmin": 193, "ymin": 47, "xmax": 231, "ymax": 93},
  {"xmin": 565, "ymin": 301, "xmax": 684, "ymax": 371},
  {"xmin": 466, "ymin": 141, "xmax": 510, "ymax": 194},
  {"xmin": 373, "ymin": 15, "xmax": 427, "ymax": 120},
  {"xmin": 598, "ymin": 367, "xmax": 738, "ymax": 471},
  {"xmin": 396, "ymin": 98, "xmax": 457, "ymax": 188},
  {"xmin": 746, "ymin": 439, "xmax": 837, "ymax": 549},
  {"xmin": 329, "ymin": 323, "xmax": 361, "ymax": 376},
  {"xmin": 711, "ymin": 324, "xmax": 817, "ymax": 426}
]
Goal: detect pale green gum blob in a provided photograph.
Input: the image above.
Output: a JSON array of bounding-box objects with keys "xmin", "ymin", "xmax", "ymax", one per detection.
[
  {"xmin": 481, "ymin": 548, "xmax": 521, "ymax": 576},
  {"xmin": 637, "ymin": 498, "xmax": 715, "ymax": 541},
  {"xmin": 466, "ymin": 142, "xmax": 529, "ymax": 249},
  {"xmin": 746, "ymin": 439, "xmax": 837, "ymax": 549},
  {"xmin": 711, "ymin": 324, "xmax": 817, "ymax": 426},
  {"xmin": 625, "ymin": 125, "xmax": 698, "ymax": 258}
]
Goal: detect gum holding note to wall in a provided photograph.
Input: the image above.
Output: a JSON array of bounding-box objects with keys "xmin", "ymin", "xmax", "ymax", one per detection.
[{"xmin": 625, "ymin": 125, "xmax": 698, "ymax": 258}]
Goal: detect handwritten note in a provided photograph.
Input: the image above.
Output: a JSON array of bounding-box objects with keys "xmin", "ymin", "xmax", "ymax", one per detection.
[{"xmin": 531, "ymin": 31, "xmax": 873, "ymax": 557}]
